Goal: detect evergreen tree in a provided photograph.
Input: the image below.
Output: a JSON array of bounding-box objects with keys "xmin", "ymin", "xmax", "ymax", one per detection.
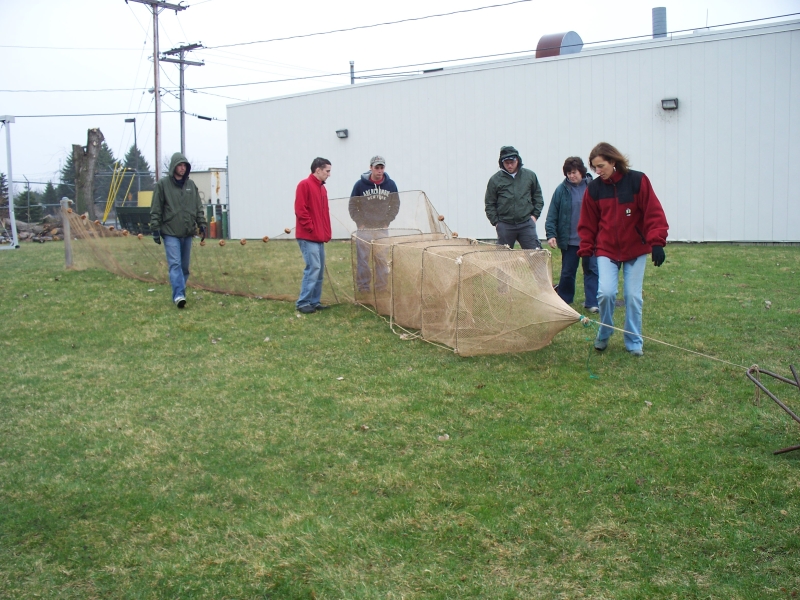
[
  {"xmin": 59, "ymin": 142, "xmax": 118, "ymax": 215},
  {"xmin": 14, "ymin": 188, "xmax": 44, "ymax": 224},
  {"xmin": 0, "ymin": 172, "xmax": 8, "ymax": 210},
  {"xmin": 57, "ymin": 153, "xmax": 75, "ymax": 200},
  {"xmin": 121, "ymin": 144, "xmax": 155, "ymax": 204},
  {"xmin": 41, "ymin": 181, "xmax": 59, "ymax": 216},
  {"xmin": 93, "ymin": 142, "xmax": 117, "ymax": 213}
]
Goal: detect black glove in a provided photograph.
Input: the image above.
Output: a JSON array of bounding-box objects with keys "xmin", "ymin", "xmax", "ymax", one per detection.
[
  {"xmin": 153, "ymin": 231, "xmax": 161, "ymax": 245},
  {"xmin": 651, "ymin": 245, "xmax": 665, "ymax": 267},
  {"xmin": 199, "ymin": 225, "xmax": 206, "ymax": 242}
]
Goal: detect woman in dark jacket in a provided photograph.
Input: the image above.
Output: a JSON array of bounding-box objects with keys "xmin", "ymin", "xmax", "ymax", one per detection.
[
  {"xmin": 577, "ymin": 143, "xmax": 669, "ymax": 357},
  {"xmin": 545, "ymin": 156, "xmax": 598, "ymax": 312}
]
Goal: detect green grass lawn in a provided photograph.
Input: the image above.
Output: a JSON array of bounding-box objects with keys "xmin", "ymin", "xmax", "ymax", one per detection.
[{"xmin": 0, "ymin": 241, "xmax": 798, "ymax": 599}]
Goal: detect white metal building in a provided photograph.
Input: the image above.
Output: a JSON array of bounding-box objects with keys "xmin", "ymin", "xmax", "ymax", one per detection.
[{"xmin": 227, "ymin": 18, "xmax": 800, "ymax": 242}]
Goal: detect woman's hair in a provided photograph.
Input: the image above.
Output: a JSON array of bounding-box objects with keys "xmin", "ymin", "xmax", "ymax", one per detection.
[
  {"xmin": 588, "ymin": 143, "xmax": 629, "ymax": 175},
  {"xmin": 562, "ymin": 156, "xmax": 587, "ymax": 177}
]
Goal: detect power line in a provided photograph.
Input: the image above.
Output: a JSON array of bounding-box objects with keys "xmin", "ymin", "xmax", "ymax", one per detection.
[
  {"xmin": 349, "ymin": 11, "xmax": 800, "ymax": 77},
  {"xmin": 0, "ymin": 86, "xmax": 157, "ymax": 93},
  {"xmin": 0, "ymin": 44, "xmax": 142, "ymax": 50},
  {"xmin": 4, "ymin": 11, "xmax": 799, "ymax": 95},
  {"xmin": 193, "ymin": 11, "xmax": 800, "ymax": 90},
  {"xmin": 187, "ymin": 111, "xmax": 225, "ymax": 122},
  {"xmin": 14, "ymin": 111, "xmax": 180, "ymax": 118},
  {"xmin": 192, "ymin": 89, "xmax": 248, "ymax": 102},
  {"xmin": 0, "ymin": 2, "xmax": 532, "ymax": 57},
  {"xmin": 202, "ymin": 47, "xmax": 331, "ymax": 74},
  {"xmin": 173, "ymin": 71, "xmax": 349, "ymax": 90},
  {"xmin": 205, "ymin": 0, "xmax": 533, "ymax": 49}
]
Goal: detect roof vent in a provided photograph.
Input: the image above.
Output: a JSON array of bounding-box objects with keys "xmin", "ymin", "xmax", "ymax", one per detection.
[
  {"xmin": 535, "ymin": 31, "xmax": 583, "ymax": 58},
  {"xmin": 652, "ymin": 7, "xmax": 667, "ymax": 39}
]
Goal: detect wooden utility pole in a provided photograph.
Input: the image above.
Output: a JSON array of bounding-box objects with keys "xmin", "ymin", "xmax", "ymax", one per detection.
[
  {"xmin": 125, "ymin": 0, "xmax": 187, "ymax": 180},
  {"xmin": 161, "ymin": 43, "xmax": 204, "ymax": 155},
  {"xmin": 72, "ymin": 128, "xmax": 104, "ymax": 221}
]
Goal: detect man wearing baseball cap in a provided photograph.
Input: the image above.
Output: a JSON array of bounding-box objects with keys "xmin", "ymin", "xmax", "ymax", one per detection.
[
  {"xmin": 349, "ymin": 155, "xmax": 400, "ymax": 294},
  {"xmin": 484, "ymin": 145, "xmax": 544, "ymax": 250}
]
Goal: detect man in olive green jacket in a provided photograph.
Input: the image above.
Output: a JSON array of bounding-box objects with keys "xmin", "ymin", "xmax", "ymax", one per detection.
[
  {"xmin": 484, "ymin": 145, "xmax": 543, "ymax": 249},
  {"xmin": 149, "ymin": 152, "xmax": 207, "ymax": 309}
]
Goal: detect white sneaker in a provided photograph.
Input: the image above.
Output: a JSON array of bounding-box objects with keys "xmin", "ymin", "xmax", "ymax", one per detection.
[
  {"xmin": 174, "ymin": 296, "xmax": 186, "ymax": 309},
  {"xmin": 587, "ymin": 306, "xmax": 599, "ymax": 314}
]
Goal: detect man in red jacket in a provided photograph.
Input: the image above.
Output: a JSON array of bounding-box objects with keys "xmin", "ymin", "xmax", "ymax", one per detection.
[
  {"xmin": 295, "ymin": 157, "xmax": 332, "ymax": 314},
  {"xmin": 578, "ymin": 143, "xmax": 669, "ymax": 357}
]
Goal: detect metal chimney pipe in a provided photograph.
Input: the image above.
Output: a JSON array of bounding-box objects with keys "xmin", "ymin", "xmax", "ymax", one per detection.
[{"xmin": 652, "ymin": 7, "xmax": 667, "ymax": 39}]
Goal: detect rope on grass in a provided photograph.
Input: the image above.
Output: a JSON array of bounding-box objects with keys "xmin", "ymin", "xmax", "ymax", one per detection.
[
  {"xmin": 581, "ymin": 316, "xmax": 751, "ymax": 372},
  {"xmin": 356, "ymin": 300, "xmax": 455, "ymax": 353}
]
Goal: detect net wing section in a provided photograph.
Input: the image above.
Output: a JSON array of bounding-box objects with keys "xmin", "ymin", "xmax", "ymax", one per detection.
[{"xmin": 63, "ymin": 188, "xmax": 579, "ymax": 355}]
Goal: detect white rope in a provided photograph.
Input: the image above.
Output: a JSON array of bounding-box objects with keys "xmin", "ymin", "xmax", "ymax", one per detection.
[{"xmin": 584, "ymin": 317, "xmax": 749, "ymax": 371}]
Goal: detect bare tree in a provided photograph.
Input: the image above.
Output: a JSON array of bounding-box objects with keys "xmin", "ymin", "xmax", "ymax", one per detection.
[{"xmin": 72, "ymin": 128, "xmax": 104, "ymax": 220}]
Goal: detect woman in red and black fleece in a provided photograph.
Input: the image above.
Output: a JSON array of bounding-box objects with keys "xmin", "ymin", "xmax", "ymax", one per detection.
[{"xmin": 577, "ymin": 142, "xmax": 669, "ymax": 357}]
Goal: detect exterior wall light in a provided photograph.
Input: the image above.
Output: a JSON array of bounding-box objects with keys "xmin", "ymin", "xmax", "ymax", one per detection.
[
  {"xmin": 336, "ymin": 129, "xmax": 348, "ymax": 138},
  {"xmin": 661, "ymin": 98, "xmax": 678, "ymax": 110}
]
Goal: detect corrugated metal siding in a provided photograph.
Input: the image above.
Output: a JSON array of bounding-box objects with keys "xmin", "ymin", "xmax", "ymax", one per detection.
[{"xmin": 228, "ymin": 21, "xmax": 800, "ymax": 242}]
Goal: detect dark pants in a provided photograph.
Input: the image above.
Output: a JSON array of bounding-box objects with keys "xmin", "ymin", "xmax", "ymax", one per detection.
[
  {"xmin": 556, "ymin": 245, "xmax": 598, "ymax": 307},
  {"xmin": 496, "ymin": 219, "xmax": 542, "ymax": 250}
]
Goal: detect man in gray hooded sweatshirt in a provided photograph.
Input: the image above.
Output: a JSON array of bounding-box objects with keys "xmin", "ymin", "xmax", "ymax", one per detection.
[
  {"xmin": 149, "ymin": 152, "xmax": 207, "ymax": 309},
  {"xmin": 349, "ymin": 155, "xmax": 400, "ymax": 292},
  {"xmin": 484, "ymin": 145, "xmax": 543, "ymax": 249}
]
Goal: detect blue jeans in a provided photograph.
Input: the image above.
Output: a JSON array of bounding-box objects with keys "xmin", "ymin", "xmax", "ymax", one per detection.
[
  {"xmin": 163, "ymin": 234, "xmax": 193, "ymax": 302},
  {"xmin": 557, "ymin": 245, "xmax": 598, "ymax": 307},
  {"xmin": 596, "ymin": 255, "xmax": 646, "ymax": 351},
  {"xmin": 355, "ymin": 229, "xmax": 388, "ymax": 291},
  {"xmin": 297, "ymin": 239, "xmax": 325, "ymax": 309},
  {"xmin": 496, "ymin": 219, "xmax": 542, "ymax": 249}
]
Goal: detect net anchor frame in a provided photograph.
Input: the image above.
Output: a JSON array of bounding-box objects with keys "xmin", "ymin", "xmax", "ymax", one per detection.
[{"xmin": 745, "ymin": 364, "xmax": 800, "ymax": 455}]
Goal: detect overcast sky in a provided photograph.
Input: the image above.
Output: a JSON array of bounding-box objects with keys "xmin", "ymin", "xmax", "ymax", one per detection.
[{"xmin": 2, "ymin": 0, "xmax": 798, "ymax": 192}]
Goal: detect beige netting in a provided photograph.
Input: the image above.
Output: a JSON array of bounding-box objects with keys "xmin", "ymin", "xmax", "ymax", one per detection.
[
  {"xmin": 64, "ymin": 190, "xmax": 579, "ymax": 355},
  {"xmin": 355, "ymin": 234, "xmax": 580, "ymax": 356}
]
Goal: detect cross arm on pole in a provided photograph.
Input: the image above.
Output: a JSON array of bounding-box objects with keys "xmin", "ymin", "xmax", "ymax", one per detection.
[
  {"xmin": 163, "ymin": 43, "xmax": 203, "ymax": 55},
  {"xmin": 125, "ymin": 0, "xmax": 187, "ymax": 13},
  {"xmin": 160, "ymin": 58, "xmax": 205, "ymax": 66}
]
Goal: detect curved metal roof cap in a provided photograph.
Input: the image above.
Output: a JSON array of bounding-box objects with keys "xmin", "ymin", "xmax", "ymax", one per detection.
[{"xmin": 535, "ymin": 31, "xmax": 584, "ymax": 58}]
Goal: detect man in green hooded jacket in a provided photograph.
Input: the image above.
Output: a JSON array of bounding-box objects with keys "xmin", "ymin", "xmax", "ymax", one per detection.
[
  {"xmin": 149, "ymin": 152, "xmax": 207, "ymax": 309},
  {"xmin": 484, "ymin": 145, "xmax": 543, "ymax": 249}
]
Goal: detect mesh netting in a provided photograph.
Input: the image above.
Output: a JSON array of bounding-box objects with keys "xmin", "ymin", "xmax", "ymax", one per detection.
[
  {"xmin": 65, "ymin": 190, "xmax": 579, "ymax": 355},
  {"xmin": 363, "ymin": 236, "xmax": 579, "ymax": 356}
]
